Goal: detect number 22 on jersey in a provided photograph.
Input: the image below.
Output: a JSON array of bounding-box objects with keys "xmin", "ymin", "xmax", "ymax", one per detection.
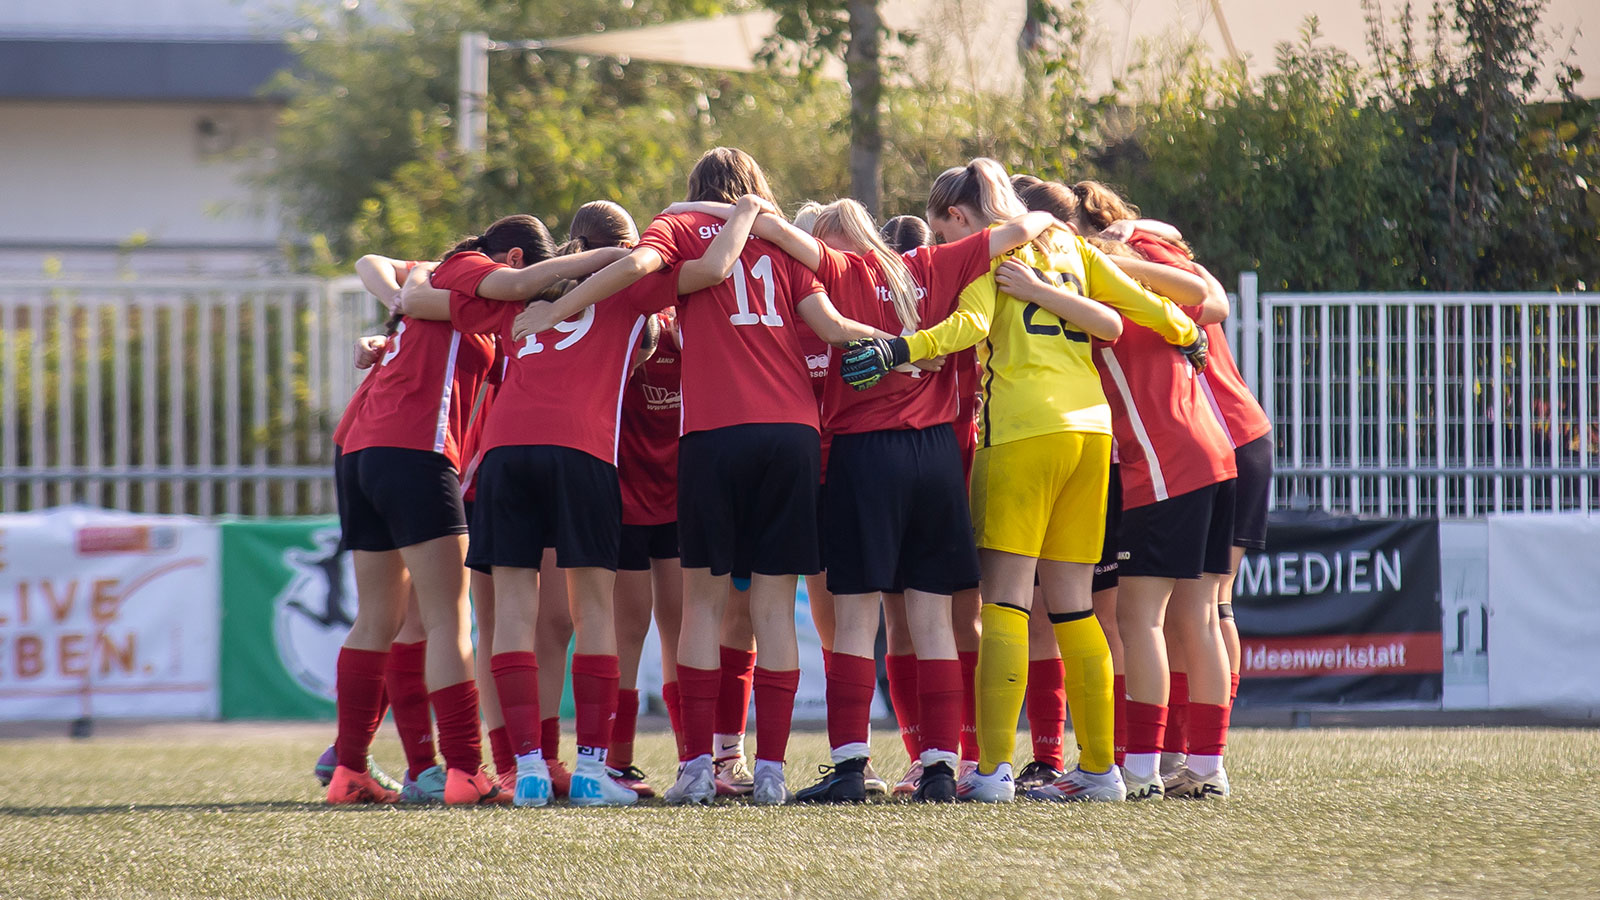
[{"xmin": 728, "ymin": 256, "xmax": 783, "ymax": 327}]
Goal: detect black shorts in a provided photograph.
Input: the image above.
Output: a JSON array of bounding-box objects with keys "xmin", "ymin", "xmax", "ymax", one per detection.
[
  {"xmin": 618, "ymin": 521, "xmax": 679, "ymax": 571},
  {"xmin": 1231, "ymin": 435, "xmax": 1273, "ymax": 550},
  {"xmin": 1093, "ymin": 463, "xmax": 1122, "ymax": 593},
  {"xmin": 1118, "ymin": 480, "xmax": 1237, "ymax": 579},
  {"xmin": 466, "ymin": 445, "xmax": 621, "ymax": 572},
  {"xmin": 678, "ymin": 423, "xmax": 821, "ymax": 577},
  {"xmin": 335, "ymin": 446, "xmax": 466, "ymax": 552},
  {"xmin": 823, "ymin": 426, "xmax": 980, "ymax": 596}
]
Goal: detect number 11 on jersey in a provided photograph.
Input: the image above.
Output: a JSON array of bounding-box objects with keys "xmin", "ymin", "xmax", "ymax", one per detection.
[{"xmin": 729, "ymin": 256, "xmax": 783, "ymax": 327}]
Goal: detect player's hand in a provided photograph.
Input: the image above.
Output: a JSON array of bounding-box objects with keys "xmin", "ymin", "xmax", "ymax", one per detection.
[
  {"xmin": 738, "ymin": 194, "xmax": 780, "ymax": 217},
  {"xmin": 395, "ymin": 263, "xmax": 437, "ymax": 314},
  {"xmin": 1179, "ymin": 329, "xmax": 1209, "ymax": 372},
  {"xmin": 840, "ymin": 337, "xmax": 910, "ymax": 391},
  {"xmin": 993, "ymin": 258, "xmax": 1049, "ymax": 300},
  {"xmin": 912, "ymin": 355, "xmax": 945, "ymax": 373},
  {"xmin": 1098, "ymin": 220, "xmax": 1134, "ymax": 242},
  {"xmin": 663, "ymin": 201, "xmax": 734, "ymax": 219},
  {"xmin": 512, "ymin": 303, "xmax": 557, "ymax": 343},
  {"xmin": 353, "ymin": 335, "xmax": 387, "ymax": 369}
]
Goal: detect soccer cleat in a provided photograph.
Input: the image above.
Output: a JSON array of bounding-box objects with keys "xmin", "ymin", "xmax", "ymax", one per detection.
[
  {"xmin": 443, "ymin": 768, "xmax": 512, "ymax": 805},
  {"xmin": 547, "ymin": 759, "xmax": 573, "ymax": 799},
  {"xmin": 1160, "ymin": 752, "xmax": 1188, "ymax": 779},
  {"xmin": 957, "ymin": 762, "xmax": 1015, "ymax": 803},
  {"xmin": 1164, "ymin": 765, "xmax": 1230, "ymax": 800},
  {"xmin": 912, "ymin": 761, "xmax": 958, "ymax": 802},
  {"xmin": 325, "ymin": 764, "xmax": 399, "ymax": 804},
  {"xmin": 1015, "ymin": 760, "xmax": 1066, "ymax": 792},
  {"xmin": 664, "ymin": 757, "xmax": 716, "ymax": 806},
  {"xmin": 514, "ymin": 757, "xmax": 553, "ymax": 808},
  {"xmin": 315, "ymin": 745, "xmax": 401, "ymax": 794},
  {"xmin": 399, "ymin": 764, "xmax": 448, "ymax": 803},
  {"xmin": 1025, "ymin": 766, "xmax": 1127, "ymax": 803},
  {"xmin": 608, "ymin": 765, "xmax": 657, "ymax": 799},
  {"xmin": 1122, "ymin": 766, "xmax": 1165, "ymax": 801},
  {"xmin": 794, "ymin": 758, "xmax": 868, "ymax": 804},
  {"xmin": 497, "ymin": 767, "xmax": 517, "ymax": 797},
  {"xmin": 862, "ymin": 759, "xmax": 889, "ymax": 796},
  {"xmin": 958, "ymin": 759, "xmax": 978, "ymax": 782},
  {"xmin": 570, "ymin": 765, "xmax": 640, "ymax": 807},
  {"xmin": 713, "ymin": 755, "xmax": 755, "ymax": 796},
  {"xmin": 893, "ymin": 761, "xmax": 924, "ymax": 797},
  {"xmin": 750, "ymin": 764, "xmax": 791, "ymax": 806}
]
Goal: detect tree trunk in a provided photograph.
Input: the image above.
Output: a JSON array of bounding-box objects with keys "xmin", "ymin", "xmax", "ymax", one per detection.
[{"xmin": 846, "ymin": 0, "xmax": 883, "ymax": 217}]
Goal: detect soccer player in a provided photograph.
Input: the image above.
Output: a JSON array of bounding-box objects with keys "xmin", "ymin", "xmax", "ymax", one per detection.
[
  {"xmin": 511, "ymin": 148, "xmax": 890, "ymax": 805},
  {"xmin": 841, "ymin": 158, "xmax": 1208, "ymax": 803}
]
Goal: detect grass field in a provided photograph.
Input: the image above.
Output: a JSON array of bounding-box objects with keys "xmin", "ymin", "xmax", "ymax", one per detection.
[{"xmin": 2, "ymin": 722, "xmax": 1596, "ymax": 899}]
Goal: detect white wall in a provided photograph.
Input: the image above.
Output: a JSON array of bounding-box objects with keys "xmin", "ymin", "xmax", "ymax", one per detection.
[
  {"xmin": 0, "ymin": 101, "xmax": 286, "ymax": 276},
  {"xmin": 0, "ymin": 0, "xmax": 307, "ymax": 37}
]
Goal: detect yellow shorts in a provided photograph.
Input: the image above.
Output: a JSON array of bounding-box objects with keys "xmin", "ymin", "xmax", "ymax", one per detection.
[{"xmin": 969, "ymin": 431, "xmax": 1111, "ymax": 563}]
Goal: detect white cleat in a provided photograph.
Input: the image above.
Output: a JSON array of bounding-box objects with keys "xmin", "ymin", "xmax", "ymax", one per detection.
[
  {"xmin": 1160, "ymin": 752, "xmax": 1188, "ymax": 779},
  {"xmin": 862, "ymin": 759, "xmax": 889, "ymax": 797},
  {"xmin": 1025, "ymin": 766, "xmax": 1127, "ymax": 802},
  {"xmin": 569, "ymin": 764, "xmax": 640, "ymax": 807},
  {"xmin": 750, "ymin": 763, "xmax": 791, "ymax": 806},
  {"xmin": 956, "ymin": 762, "xmax": 1015, "ymax": 803},
  {"xmin": 663, "ymin": 756, "xmax": 716, "ymax": 806},
  {"xmin": 1121, "ymin": 765, "xmax": 1165, "ymax": 802},
  {"xmin": 514, "ymin": 756, "xmax": 552, "ymax": 808},
  {"xmin": 1164, "ymin": 765, "xmax": 1230, "ymax": 800},
  {"xmin": 893, "ymin": 761, "xmax": 923, "ymax": 797}
]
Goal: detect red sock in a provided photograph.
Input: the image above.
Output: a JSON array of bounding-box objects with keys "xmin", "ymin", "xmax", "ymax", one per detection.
[
  {"xmin": 489, "ymin": 651, "xmax": 540, "ymax": 757},
  {"xmin": 1113, "ymin": 673, "xmax": 1128, "ymax": 765},
  {"xmin": 1026, "ymin": 658, "xmax": 1067, "ymax": 769},
  {"xmin": 821, "ymin": 646, "xmax": 833, "ymax": 675},
  {"xmin": 1164, "ymin": 672, "xmax": 1190, "ymax": 755},
  {"xmin": 958, "ymin": 650, "xmax": 979, "ymax": 762},
  {"xmin": 678, "ymin": 664, "xmax": 720, "ymax": 761},
  {"xmin": 715, "ymin": 646, "xmax": 756, "ymax": 739},
  {"xmin": 384, "ymin": 641, "xmax": 437, "ymax": 780},
  {"xmin": 663, "ymin": 680, "xmax": 686, "ymax": 760},
  {"xmin": 488, "ymin": 726, "xmax": 515, "ymax": 779},
  {"xmin": 571, "ymin": 654, "xmax": 620, "ymax": 755},
  {"xmin": 825, "ymin": 653, "xmax": 876, "ymax": 754},
  {"xmin": 885, "ymin": 653, "xmax": 920, "ymax": 760},
  {"xmin": 916, "ymin": 658, "xmax": 962, "ymax": 758},
  {"xmin": 335, "ymin": 647, "xmax": 389, "ymax": 772},
  {"xmin": 753, "ymin": 667, "xmax": 800, "ymax": 764},
  {"xmin": 1230, "ymin": 670, "xmax": 1240, "ymax": 703},
  {"xmin": 429, "ymin": 679, "xmax": 484, "ymax": 774},
  {"xmin": 1187, "ymin": 702, "xmax": 1231, "ymax": 756},
  {"xmin": 611, "ymin": 688, "xmax": 640, "ymax": 769},
  {"xmin": 1126, "ymin": 700, "xmax": 1168, "ymax": 756},
  {"xmin": 540, "ymin": 716, "xmax": 560, "ymax": 761}
]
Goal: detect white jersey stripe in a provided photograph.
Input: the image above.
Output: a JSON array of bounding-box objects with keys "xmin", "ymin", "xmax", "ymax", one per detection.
[
  {"xmin": 433, "ymin": 331, "xmax": 462, "ymax": 456},
  {"xmin": 612, "ymin": 315, "xmax": 650, "ymax": 465},
  {"xmin": 1099, "ymin": 347, "xmax": 1168, "ymax": 502},
  {"xmin": 1198, "ymin": 372, "xmax": 1237, "ymax": 448}
]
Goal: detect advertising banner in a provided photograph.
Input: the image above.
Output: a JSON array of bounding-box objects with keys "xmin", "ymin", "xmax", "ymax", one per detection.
[
  {"xmin": 220, "ymin": 517, "xmax": 348, "ymax": 719},
  {"xmin": 1485, "ymin": 514, "xmax": 1600, "ymax": 710},
  {"xmin": 1233, "ymin": 514, "xmax": 1443, "ymax": 704},
  {"xmin": 0, "ymin": 507, "xmax": 220, "ymax": 720}
]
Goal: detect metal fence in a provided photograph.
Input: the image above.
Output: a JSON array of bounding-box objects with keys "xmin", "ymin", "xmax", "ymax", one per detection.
[
  {"xmin": 1231, "ymin": 273, "xmax": 1600, "ymax": 517},
  {"xmin": 0, "ymin": 277, "xmax": 378, "ymax": 516}
]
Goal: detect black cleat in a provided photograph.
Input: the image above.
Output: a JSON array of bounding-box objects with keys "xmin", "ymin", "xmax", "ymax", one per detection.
[
  {"xmin": 1015, "ymin": 760, "xmax": 1065, "ymax": 791},
  {"xmin": 794, "ymin": 757, "xmax": 868, "ymax": 804},
  {"xmin": 913, "ymin": 761, "xmax": 958, "ymax": 802}
]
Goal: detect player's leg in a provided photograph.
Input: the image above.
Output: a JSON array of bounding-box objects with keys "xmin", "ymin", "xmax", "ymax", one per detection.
[
  {"xmin": 882, "ymin": 592, "xmax": 924, "ymax": 793},
  {"xmin": 953, "ymin": 587, "xmax": 981, "ymax": 775},
  {"xmin": 390, "ymin": 586, "xmax": 445, "ymax": 801},
  {"xmin": 1019, "ymin": 596, "xmax": 1066, "ymax": 790},
  {"xmin": 610, "ymin": 538, "xmax": 654, "ymax": 795},
  {"xmin": 472, "ymin": 569, "xmax": 517, "ymax": 791},
  {"xmin": 328, "ymin": 547, "xmax": 407, "ymax": 803},
  {"xmin": 566, "ymin": 565, "xmax": 635, "ymax": 806},
  {"xmin": 713, "ymin": 583, "xmax": 756, "ymax": 795},
  {"xmin": 534, "ymin": 547, "xmax": 573, "ymax": 797},
  {"xmin": 1093, "ymin": 461, "xmax": 1126, "ymax": 766},
  {"xmin": 1161, "ymin": 624, "xmax": 1190, "ymax": 780},
  {"xmin": 652, "ymin": 554, "xmax": 686, "ymax": 763}
]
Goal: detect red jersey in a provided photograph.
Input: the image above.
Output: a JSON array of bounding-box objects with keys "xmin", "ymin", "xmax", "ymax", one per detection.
[
  {"xmin": 618, "ymin": 322, "xmax": 682, "ymax": 526},
  {"xmin": 1096, "ymin": 233, "xmax": 1235, "ymax": 509},
  {"xmin": 637, "ymin": 212, "xmax": 826, "ymax": 435},
  {"xmin": 456, "ymin": 344, "xmax": 505, "ymax": 502},
  {"xmin": 435, "ymin": 251, "xmax": 671, "ymax": 465},
  {"xmin": 333, "ymin": 265, "xmax": 496, "ymax": 471}
]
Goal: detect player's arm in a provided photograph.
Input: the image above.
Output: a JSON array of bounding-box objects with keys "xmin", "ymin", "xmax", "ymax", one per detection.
[
  {"xmin": 994, "ymin": 259, "xmax": 1121, "ymax": 341},
  {"xmin": 840, "ymin": 274, "xmax": 997, "ymax": 391},
  {"xmin": 395, "ymin": 263, "xmax": 451, "ymax": 320},
  {"xmin": 795, "ymin": 291, "xmax": 896, "ymax": 345},
  {"xmin": 1084, "ymin": 246, "xmax": 1209, "ymax": 369},
  {"xmin": 1190, "ymin": 262, "xmax": 1231, "ymax": 325},
  {"xmin": 988, "ymin": 211, "xmax": 1067, "ymax": 257},
  {"xmin": 475, "ymin": 246, "xmax": 632, "ymax": 302},
  {"xmin": 1099, "ymin": 218, "xmax": 1185, "ymax": 245},
  {"xmin": 677, "ymin": 195, "xmax": 767, "ymax": 292},
  {"xmin": 354, "ymin": 254, "xmax": 411, "ymax": 310},
  {"xmin": 1106, "ymin": 255, "xmax": 1208, "ymax": 307},
  {"xmin": 510, "ymin": 246, "xmax": 665, "ymax": 341},
  {"xmin": 661, "ymin": 198, "xmax": 822, "ymax": 271}
]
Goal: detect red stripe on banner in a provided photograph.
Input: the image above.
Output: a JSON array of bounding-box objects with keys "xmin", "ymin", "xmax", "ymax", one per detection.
[{"xmin": 1240, "ymin": 633, "xmax": 1442, "ymax": 679}]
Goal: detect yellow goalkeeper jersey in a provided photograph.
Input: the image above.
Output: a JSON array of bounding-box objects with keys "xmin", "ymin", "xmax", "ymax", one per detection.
[{"xmin": 902, "ymin": 231, "xmax": 1199, "ymax": 448}]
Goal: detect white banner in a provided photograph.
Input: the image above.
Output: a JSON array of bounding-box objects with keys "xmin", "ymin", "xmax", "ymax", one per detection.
[
  {"xmin": 1485, "ymin": 514, "xmax": 1600, "ymax": 711},
  {"xmin": 0, "ymin": 507, "xmax": 220, "ymax": 720}
]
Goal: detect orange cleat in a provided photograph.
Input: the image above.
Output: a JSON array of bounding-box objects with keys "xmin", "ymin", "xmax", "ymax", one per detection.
[
  {"xmin": 443, "ymin": 767, "xmax": 512, "ymax": 805},
  {"xmin": 547, "ymin": 758, "xmax": 573, "ymax": 799},
  {"xmin": 497, "ymin": 767, "xmax": 517, "ymax": 797},
  {"xmin": 326, "ymin": 765, "xmax": 399, "ymax": 804}
]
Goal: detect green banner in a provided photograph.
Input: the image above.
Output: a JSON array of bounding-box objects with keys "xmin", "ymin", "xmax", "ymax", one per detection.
[{"xmin": 220, "ymin": 518, "xmax": 346, "ymax": 719}]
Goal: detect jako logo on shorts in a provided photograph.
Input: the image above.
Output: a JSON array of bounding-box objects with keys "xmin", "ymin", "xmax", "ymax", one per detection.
[{"xmin": 271, "ymin": 527, "xmax": 357, "ymax": 701}]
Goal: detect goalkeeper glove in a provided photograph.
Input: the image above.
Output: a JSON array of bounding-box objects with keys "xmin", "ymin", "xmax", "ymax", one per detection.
[
  {"xmin": 1179, "ymin": 329, "xmax": 1209, "ymax": 373},
  {"xmin": 840, "ymin": 337, "xmax": 910, "ymax": 391}
]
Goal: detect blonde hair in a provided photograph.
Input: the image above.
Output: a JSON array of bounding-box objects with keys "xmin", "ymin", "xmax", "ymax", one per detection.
[
  {"xmin": 926, "ymin": 158, "xmax": 1029, "ymax": 227},
  {"xmin": 792, "ymin": 201, "xmax": 824, "ymax": 235},
  {"xmin": 813, "ymin": 199, "xmax": 922, "ymax": 333},
  {"xmin": 565, "ymin": 200, "xmax": 638, "ymax": 251}
]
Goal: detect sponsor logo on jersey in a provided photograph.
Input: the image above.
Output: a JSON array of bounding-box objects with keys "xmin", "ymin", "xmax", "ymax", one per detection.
[
  {"xmin": 272, "ymin": 527, "xmax": 357, "ymax": 701},
  {"xmin": 806, "ymin": 351, "xmax": 832, "ymax": 376},
  {"xmin": 642, "ymin": 382, "xmax": 682, "ymax": 411}
]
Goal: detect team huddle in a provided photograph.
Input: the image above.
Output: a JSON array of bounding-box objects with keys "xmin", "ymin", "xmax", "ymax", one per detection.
[{"xmin": 317, "ymin": 146, "xmax": 1272, "ymax": 808}]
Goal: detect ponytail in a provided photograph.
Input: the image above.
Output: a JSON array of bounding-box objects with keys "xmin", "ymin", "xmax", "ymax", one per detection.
[
  {"xmin": 926, "ymin": 157, "xmax": 1029, "ymax": 227},
  {"xmin": 814, "ymin": 199, "xmax": 922, "ymax": 333},
  {"xmin": 880, "ymin": 215, "xmax": 934, "ymax": 254},
  {"xmin": 441, "ymin": 215, "xmax": 556, "ymax": 265}
]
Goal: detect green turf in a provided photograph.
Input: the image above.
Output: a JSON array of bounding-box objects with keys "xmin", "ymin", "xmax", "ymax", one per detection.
[{"xmin": 1, "ymin": 724, "xmax": 1595, "ymax": 899}]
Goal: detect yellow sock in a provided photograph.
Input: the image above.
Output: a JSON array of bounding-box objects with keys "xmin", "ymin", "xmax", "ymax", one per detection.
[
  {"xmin": 1053, "ymin": 613, "xmax": 1115, "ymax": 773},
  {"xmin": 976, "ymin": 603, "xmax": 1030, "ymax": 773}
]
